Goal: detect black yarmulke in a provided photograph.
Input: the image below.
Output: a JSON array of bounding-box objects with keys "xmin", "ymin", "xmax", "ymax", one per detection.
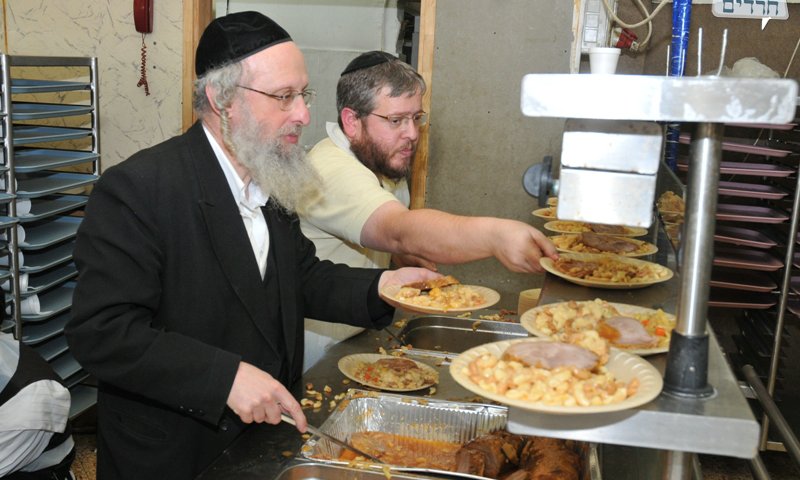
[
  {"xmin": 341, "ymin": 50, "xmax": 397, "ymax": 76},
  {"xmin": 195, "ymin": 11, "xmax": 292, "ymax": 77}
]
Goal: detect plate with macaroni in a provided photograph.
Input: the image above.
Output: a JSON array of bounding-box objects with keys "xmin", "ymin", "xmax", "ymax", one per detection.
[
  {"xmin": 532, "ymin": 206, "xmax": 558, "ymax": 220},
  {"xmin": 657, "ymin": 191, "xmax": 685, "ymax": 215},
  {"xmin": 338, "ymin": 353, "xmax": 439, "ymax": 392},
  {"xmin": 544, "ymin": 221, "xmax": 648, "ymax": 237},
  {"xmin": 380, "ymin": 283, "xmax": 500, "ymax": 314},
  {"xmin": 540, "ymin": 253, "xmax": 673, "ymax": 289},
  {"xmin": 450, "ymin": 338, "xmax": 663, "ymax": 414},
  {"xmin": 520, "ymin": 299, "xmax": 676, "ymax": 355},
  {"xmin": 549, "ymin": 233, "xmax": 658, "ymax": 258}
]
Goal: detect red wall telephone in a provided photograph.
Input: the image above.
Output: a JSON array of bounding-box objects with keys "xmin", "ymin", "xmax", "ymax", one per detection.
[
  {"xmin": 134, "ymin": 0, "xmax": 153, "ymax": 34},
  {"xmin": 134, "ymin": 0, "xmax": 153, "ymax": 95}
]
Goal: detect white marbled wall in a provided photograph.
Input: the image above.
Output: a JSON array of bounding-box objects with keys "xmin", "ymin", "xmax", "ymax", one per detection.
[{"xmin": 1, "ymin": 0, "xmax": 184, "ymax": 170}]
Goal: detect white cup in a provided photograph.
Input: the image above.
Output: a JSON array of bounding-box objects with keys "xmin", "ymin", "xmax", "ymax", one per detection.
[{"xmin": 589, "ymin": 47, "xmax": 621, "ymax": 74}]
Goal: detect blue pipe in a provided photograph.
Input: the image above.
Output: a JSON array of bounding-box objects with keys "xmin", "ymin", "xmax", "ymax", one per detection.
[{"xmin": 664, "ymin": 0, "xmax": 692, "ymax": 172}]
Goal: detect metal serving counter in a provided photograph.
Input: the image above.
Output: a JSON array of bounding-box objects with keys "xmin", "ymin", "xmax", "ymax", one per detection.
[
  {"xmin": 197, "ymin": 218, "xmax": 762, "ymax": 479},
  {"xmin": 507, "ymin": 226, "xmax": 759, "ymax": 459},
  {"xmin": 509, "ymin": 278, "xmax": 760, "ymax": 460},
  {"xmin": 197, "ymin": 320, "xmax": 478, "ymax": 479}
]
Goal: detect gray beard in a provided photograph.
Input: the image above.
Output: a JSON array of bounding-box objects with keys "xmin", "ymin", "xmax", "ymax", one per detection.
[{"xmin": 229, "ymin": 120, "xmax": 321, "ymax": 215}]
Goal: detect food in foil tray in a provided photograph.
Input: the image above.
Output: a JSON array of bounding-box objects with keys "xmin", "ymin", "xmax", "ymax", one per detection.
[
  {"xmin": 340, "ymin": 430, "xmax": 581, "ymax": 479},
  {"xmin": 301, "ymin": 390, "xmax": 592, "ymax": 480}
]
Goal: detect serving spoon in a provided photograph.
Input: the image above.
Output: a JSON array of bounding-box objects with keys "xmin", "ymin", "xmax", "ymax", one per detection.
[{"xmin": 280, "ymin": 413, "xmax": 386, "ymax": 464}]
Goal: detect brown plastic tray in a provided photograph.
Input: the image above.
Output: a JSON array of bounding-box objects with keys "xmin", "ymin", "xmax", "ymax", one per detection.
[
  {"xmin": 679, "ymin": 133, "xmax": 793, "ymax": 157},
  {"xmin": 791, "ymin": 276, "xmax": 800, "ymax": 295},
  {"xmin": 713, "ymin": 246, "xmax": 783, "ymax": 272},
  {"xmin": 710, "ymin": 267, "xmax": 777, "ymax": 292},
  {"xmin": 716, "ymin": 204, "xmax": 789, "ymax": 224},
  {"xmin": 718, "ymin": 181, "xmax": 789, "ymax": 200},
  {"xmin": 715, "ymin": 226, "xmax": 777, "ymax": 249},
  {"xmin": 788, "ymin": 299, "xmax": 800, "ymax": 318},
  {"xmin": 678, "ymin": 161, "xmax": 794, "ymax": 177},
  {"xmin": 708, "ymin": 289, "xmax": 777, "ymax": 309}
]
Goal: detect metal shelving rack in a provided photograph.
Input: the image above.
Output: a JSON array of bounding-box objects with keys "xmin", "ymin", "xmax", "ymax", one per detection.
[
  {"xmin": 514, "ymin": 73, "xmax": 797, "ymax": 479},
  {"xmin": 0, "ymin": 54, "xmax": 100, "ymax": 418},
  {"xmin": 670, "ymin": 101, "xmax": 800, "ymax": 456},
  {"xmin": 746, "ymin": 101, "xmax": 800, "ymax": 453}
]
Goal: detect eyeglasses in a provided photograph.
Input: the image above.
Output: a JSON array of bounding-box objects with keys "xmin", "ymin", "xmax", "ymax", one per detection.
[
  {"xmin": 236, "ymin": 85, "xmax": 317, "ymax": 111},
  {"xmin": 368, "ymin": 111, "xmax": 428, "ymax": 129}
]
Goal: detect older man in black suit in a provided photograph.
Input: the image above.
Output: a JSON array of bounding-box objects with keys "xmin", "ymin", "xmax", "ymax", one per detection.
[{"xmin": 65, "ymin": 11, "xmax": 438, "ymax": 479}]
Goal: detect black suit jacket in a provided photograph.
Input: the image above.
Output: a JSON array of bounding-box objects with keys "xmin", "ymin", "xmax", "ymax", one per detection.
[{"xmin": 65, "ymin": 122, "xmax": 392, "ymax": 479}]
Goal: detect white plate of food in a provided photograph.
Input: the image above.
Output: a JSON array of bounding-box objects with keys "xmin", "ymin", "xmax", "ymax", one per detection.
[
  {"xmin": 532, "ymin": 206, "xmax": 558, "ymax": 220},
  {"xmin": 549, "ymin": 233, "xmax": 657, "ymax": 258},
  {"xmin": 450, "ymin": 338, "xmax": 663, "ymax": 414},
  {"xmin": 656, "ymin": 191, "xmax": 685, "ymax": 215},
  {"xmin": 519, "ymin": 299, "xmax": 675, "ymax": 355},
  {"xmin": 540, "ymin": 253, "xmax": 673, "ymax": 290},
  {"xmin": 380, "ymin": 276, "xmax": 500, "ymax": 314},
  {"xmin": 338, "ymin": 354, "xmax": 439, "ymax": 392},
  {"xmin": 543, "ymin": 221, "xmax": 648, "ymax": 237}
]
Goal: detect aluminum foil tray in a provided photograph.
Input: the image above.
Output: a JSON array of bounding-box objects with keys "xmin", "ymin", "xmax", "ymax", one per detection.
[{"xmin": 299, "ymin": 389, "xmax": 600, "ymax": 480}]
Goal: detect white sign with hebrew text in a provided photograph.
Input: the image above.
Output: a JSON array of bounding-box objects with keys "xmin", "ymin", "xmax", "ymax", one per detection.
[{"xmin": 712, "ymin": 0, "xmax": 789, "ymax": 19}]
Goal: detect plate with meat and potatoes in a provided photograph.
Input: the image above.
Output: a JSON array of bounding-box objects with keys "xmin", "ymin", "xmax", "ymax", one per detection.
[
  {"xmin": 338, "ymin": 354, "xmax": 439, "ymax": 392},
  {"xmin": 450, "ymin": 338, "xmax": 663, "ymax": 414},
  {"xmin": 543, "ymin": 221, "xmax": 648, "ymax": 237},
  {"xmin": 549, "ymin": 233, "xmax": 658, "ymax": 258},
  {"xmin": 520, "ymin": 298, "xmax": 675, "ymax": 356},
  {"xmin": 380, "ymin": 275, "xmax": 500, "ymax": 314},
  {"xmin": 540, "ymin": 253, "xmax": 673, "ymax": 289}
]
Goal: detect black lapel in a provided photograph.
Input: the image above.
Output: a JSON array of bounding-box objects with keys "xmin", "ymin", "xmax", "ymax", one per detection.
[
  {"xmin": 186, "ymin": 123, "xmax": 280, "ymax": 356},
  {"xmin": 263, "ymin": 201, "xmax": 298, "ymax": 364}
]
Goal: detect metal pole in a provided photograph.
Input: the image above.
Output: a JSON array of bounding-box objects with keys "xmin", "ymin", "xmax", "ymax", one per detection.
[
  {"xmin": 663, "ymin": 122, "xmax": 723, "ymax": 397},
  {"xmin": 748, "ymin": 454, "xmax": 772, "ymax": 480},
  {"xmin": 759, "ymin": 165, "xmax": 800, "ymax": 450},
  {"xmin": 1, "ymin": 54, "xmax": 22, "ymax": 341},
  {"xmin": 744, "ymin": 365, "xmax": 800, "ymax": 465},
  {"xmin": 661, "ymin": 450, "xmax": 694, "ymax": 480}
]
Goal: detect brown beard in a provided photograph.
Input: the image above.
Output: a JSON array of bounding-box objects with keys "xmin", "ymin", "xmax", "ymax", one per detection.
[
  {"xmin": 227, "ymin": 109, "xmax": 321, "ymax": 215},
  {"xmin": 350, "ymin": 132, "xmax": 413, "ymax": 182}
]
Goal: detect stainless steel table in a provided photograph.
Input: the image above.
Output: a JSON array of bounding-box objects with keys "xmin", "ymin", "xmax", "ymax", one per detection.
[
  {"xmin": 509, "ymin": 276, "xmax": 759, "ymax": 458},
  {"xmin": 196, "ymin": 320, "xmax": 476, "ymax": 479},
  {"xmin": 504, "ymin": 224, "xmax": 759, "ymax": 479},
  {"xmin": 199, "ymin": 227, "xmax": 759, "ymax": 479}
]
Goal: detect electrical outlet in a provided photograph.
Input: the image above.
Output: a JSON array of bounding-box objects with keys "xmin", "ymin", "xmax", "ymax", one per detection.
[{"xmin": 580, "ymin": 0, "xmax": 618, "ymax": 53}]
